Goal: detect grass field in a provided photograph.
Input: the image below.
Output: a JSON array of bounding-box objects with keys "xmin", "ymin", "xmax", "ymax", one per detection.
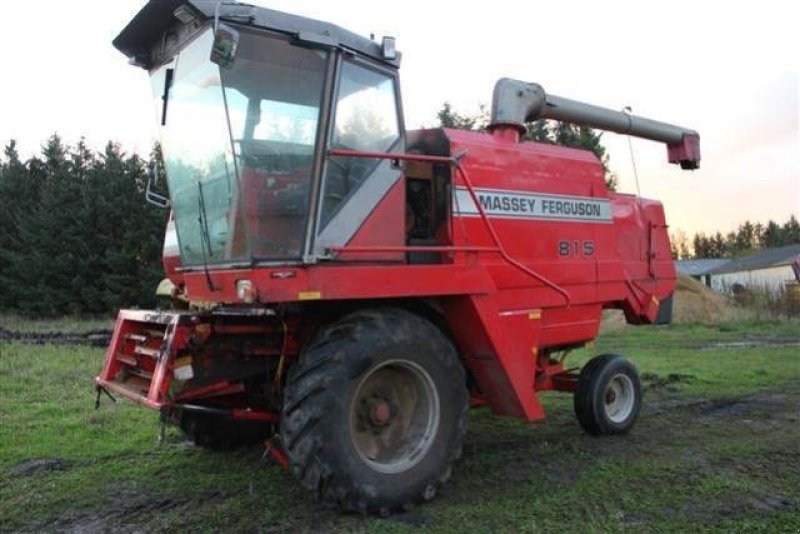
[{"xmin": 1, "ymin": 319, "xmax": 799, "ymax": 532}]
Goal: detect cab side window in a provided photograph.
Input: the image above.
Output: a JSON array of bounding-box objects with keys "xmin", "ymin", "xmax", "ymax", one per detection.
[{"xmin": 321, "ymin": 61, "xmax": 400, "ymax": 224}]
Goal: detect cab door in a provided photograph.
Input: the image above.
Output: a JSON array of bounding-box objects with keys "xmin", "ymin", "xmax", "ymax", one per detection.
[{"xmin": 311, "ymin": 57, "xmax": 405, "ymax": 259}]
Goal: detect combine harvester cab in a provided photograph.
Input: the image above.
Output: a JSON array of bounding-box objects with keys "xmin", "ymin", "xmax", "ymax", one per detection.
[{"xmin": 97, "ymin": 0, "xmax": 700, "ymax": 514}]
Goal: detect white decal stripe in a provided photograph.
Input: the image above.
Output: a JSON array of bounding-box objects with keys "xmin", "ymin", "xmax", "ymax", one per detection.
[
  {"xmin": 453, "ymin": 187, "xmax": 612, "ymax": 223},
  {"xmin": 163, "ymin": 223, "xmax": 180, "ymax": 255}
]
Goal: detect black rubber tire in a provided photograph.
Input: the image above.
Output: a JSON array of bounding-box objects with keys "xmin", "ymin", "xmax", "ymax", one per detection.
[
  {"xmin": 574, "ymin": 354, "xmax": 642, "ymax": 436},
  {"xmin": 279, "ymin": 307, "xmax": 468, "ymax": 515},
  {"xmin": 177, "ymin": 411, "xmax": 272, "ymax": 451}
]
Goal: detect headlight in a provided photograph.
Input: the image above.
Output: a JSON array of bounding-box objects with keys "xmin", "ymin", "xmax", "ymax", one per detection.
[{"xmin": 236, "ymin": 280, "xmax": 257, "ymax": 303}]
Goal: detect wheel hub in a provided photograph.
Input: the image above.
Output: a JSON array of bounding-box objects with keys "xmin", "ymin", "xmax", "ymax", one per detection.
[
  {"xmin": 350, "ymin": 359, "xmax": 441, "ymax": 474},
  {"xmin": 368, "ymin": 399, "xmax": 392, "ymax": 427},
  {"xmin": 604, "ymin": 373, "xmax": 635, "ymax": 424}
]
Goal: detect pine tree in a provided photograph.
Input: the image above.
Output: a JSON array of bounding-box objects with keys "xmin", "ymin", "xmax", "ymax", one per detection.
[
  {"xmin": 711, "ymin": 232, "xmax": 726, "ymax": 257},
  {"xmin": 526, "ymin": 120, "xmax": 550, "ymax": 143},
  {"xmin": 783, "ymin": 215, "xmax": 800, "ymax": 245},
  {"xmin": 20, "ymin": 136, "xmax": 93, "ymax": 315},
  {"xmin": 0, "ymin": 141, "xmax": 38, "ymax": 308},
  {"xmin": 670, "ymin": 230, "xmax": 691, "ymax": 259},
  {"xmin": 692, "ymin": 233, "xmax": 708, "ymax": 259},
  {"xmin": 734, "ymin": 220, "xmax": 757, "ymax": 254},
  {"xmin": 437, "ymin": 102, "xmax": 487, "ymax": 131},
  {"xmin": 753, "ymin": 222, "xmax": 765, "ymax": 249},
  {"xmin": 93, "ymin": 143, "xmax": 165, "ymax": 312},
  {"xmin": 762, "ymin": 220, "xmax": 784, "ymax": 248}
]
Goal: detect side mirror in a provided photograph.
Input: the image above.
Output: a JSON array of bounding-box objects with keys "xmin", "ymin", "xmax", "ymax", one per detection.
[
  {"xmin": 146, "ymin": 163, "xmax": 170, "ymax": 209},
  {"xmin": 210, "ymin": 24, "xmax": 240, "ymax": 69}
]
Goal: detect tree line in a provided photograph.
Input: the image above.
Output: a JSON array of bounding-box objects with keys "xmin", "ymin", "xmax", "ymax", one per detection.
[
  {"xmin": 0, "ymin": 136, "xmax": 166, "ymax": 317},
  {"xmin": 671, "ymin": 217, "xmax": 800, "ymax": 260}
]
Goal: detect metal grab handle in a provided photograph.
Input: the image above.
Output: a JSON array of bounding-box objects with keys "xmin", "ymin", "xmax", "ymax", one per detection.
[{"xmin": 146, "ymin": 163, "xmax": 170, "ymax": 209}]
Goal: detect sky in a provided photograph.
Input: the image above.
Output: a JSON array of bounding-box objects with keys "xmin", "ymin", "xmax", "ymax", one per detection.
[{"xmin": 0, "ymin": 0, "xmax": 797, "ymax": 237}]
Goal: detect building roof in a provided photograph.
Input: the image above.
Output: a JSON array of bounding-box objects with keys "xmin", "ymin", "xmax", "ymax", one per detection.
[
  {"xmin": 709, "ymin": 244, "xmax": 800, "ymax": 275},
  {"xmin": 675, "ymin": 259, "xmax": 730, "ymax": 276}
]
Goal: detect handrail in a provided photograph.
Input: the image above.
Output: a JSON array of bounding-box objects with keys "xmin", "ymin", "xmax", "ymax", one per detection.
[
  {"xmin": 327, "ymin": 148, "xmax": 571, "ymax": 305},
  {"xmin": 328, "ymin": 148, "xmax": 455, "ymax": 164},
  {"xmin": 327, "ymin": 245, "xmax": 500, "ymax": 253},
  {"xmin": 451, "ymin": 163, "xmax": 570, "ymax": 305}
]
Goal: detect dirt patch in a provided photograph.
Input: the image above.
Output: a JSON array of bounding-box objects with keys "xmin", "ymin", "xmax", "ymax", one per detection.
[
  {"xmin": 641, "ymin": 372, "xmax": 696, "ymax": 392},
  {"xmin": 648, "ymin": 386, "xmax": 797, "ymax": 421},
  {"xmin": 388, "ymin": 510, "xmax": 431, "ymax": 528},
  {"xmin": 9, "ymin": 458, "xmax": 72, "ymax": 476},
  {"xmin": 676, "ymin": 492, "xmax": 793, "ymax": 522},
  {"xmin": 699, "ymin": 394, "xmax": 789, "ymax": 417},
  {"xmin": 44, "ymin": 487, "xmax": 228, "ymax": 533},
  {"xmin": 702, "ymin": 339, "xmax": 800, "ymax": 349},
  {"xmin": 0, "ymin": 327, "xmax": 111, "ymax": 347}
]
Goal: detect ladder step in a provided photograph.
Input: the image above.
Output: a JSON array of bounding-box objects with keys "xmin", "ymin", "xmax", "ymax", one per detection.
[
  {"xmin": 134, "ymin": 346, "xmax": 161, "ymax": 358},
  {"xmin": 115, "ymin": 352, "xmax": 137, "ymax": 366},
  {"xmin": 144, "ymin": 329, "xmax": 166, "ymax": 338},
  {"xmin": 117, "ymin": 374, "xmax": 151, "ymax": 395},
  {"xmin": 125, "ymin": 367, "xmax": 153, "ymax": 380}
]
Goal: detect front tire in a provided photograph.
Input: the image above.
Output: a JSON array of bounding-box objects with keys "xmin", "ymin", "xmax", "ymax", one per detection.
[
  {"xmin": 574, "ymin": 354, "xmax": 642, "ymax": 436},
  {"xmin": 279, "ymin": 308, "xmax": 467, "ymax": 514}
]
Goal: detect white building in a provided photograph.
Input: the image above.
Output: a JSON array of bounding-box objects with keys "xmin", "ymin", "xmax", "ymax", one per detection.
[
  {"xmin": 708, "ymin": 244, "xmax": 800, "ymax": 295},
  {"xmin": 675, "ymin": 259, "xmax": 730, "ymax": 287}
]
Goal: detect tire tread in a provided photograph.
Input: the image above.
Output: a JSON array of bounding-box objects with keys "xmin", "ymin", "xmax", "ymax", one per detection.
[{"xmin": 280, "ymin": 307, "xmax": 467, "ymax": 514}]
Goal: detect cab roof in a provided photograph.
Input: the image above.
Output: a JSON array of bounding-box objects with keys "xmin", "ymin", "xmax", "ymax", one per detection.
[{"xmin": 114, "ymin": 0, "xmax": 400, "ymax": 69}]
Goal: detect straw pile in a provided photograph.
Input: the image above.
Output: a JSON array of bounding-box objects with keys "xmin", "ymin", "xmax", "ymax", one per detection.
[
  {"xmin": 672, "ymin": 274, "xmax": 728, "ymax": 324},
  {"xmin": 601, "ymin": 275, "xmax": 730, "ymax": 329}
]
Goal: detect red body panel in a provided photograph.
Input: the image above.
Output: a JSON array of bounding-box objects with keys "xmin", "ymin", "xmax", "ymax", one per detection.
[{"xmin": 339, "ymin": 177, "xmax": 406, "ymax": 262}]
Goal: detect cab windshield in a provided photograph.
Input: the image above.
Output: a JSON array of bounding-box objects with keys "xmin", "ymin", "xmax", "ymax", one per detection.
[{"xmin": 153, "ymin": 27, "xmax": 327, "ymax": 265}]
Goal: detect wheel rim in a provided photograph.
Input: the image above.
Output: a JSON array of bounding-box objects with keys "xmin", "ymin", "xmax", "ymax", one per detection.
[
  {"xmin": 604, "ymin": 373, "xmax": 635, "ymax": 424},
  {"xmin": 349, "ymin": 359, "xmax": 440, "ymax": 474}
]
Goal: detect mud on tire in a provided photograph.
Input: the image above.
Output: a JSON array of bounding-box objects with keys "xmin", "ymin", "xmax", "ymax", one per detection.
[{"xmin": 279, "ymin": 307, "xmax": 468, "ymax": 515}]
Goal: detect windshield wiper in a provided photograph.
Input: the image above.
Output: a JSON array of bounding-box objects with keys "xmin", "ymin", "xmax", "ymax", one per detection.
[
  {"xmin": 161, "ymin": 68, "xmax": 174, "ymax": 126},
  {"xmin": 197, "ymin": 181, "xmax": 216, "ymax": 291}
]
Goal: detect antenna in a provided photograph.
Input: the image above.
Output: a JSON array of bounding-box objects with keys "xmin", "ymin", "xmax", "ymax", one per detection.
[{"xmin": 623, "ymin": 106, "xmax": 642, "ymax": 205}]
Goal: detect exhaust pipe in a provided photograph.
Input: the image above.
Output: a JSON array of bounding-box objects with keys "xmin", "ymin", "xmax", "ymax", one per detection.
[{"xmin": 488, "ymin": 78, "xmax": 700, "ymax": 170}]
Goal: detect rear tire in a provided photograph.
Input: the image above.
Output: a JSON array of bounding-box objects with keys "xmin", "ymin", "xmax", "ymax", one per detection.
[
  {"xmin": 279, "ymin": 307, "xmax": 467, "ymax": 514},
  {"xmin": 574, "ymin": 354, "xmax": 641, "ymax": 436}
]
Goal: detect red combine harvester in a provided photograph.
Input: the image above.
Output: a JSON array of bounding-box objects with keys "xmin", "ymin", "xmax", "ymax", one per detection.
[{"xmin": 98, "ymin": 0, "xmax": 700, "ymax": 513}]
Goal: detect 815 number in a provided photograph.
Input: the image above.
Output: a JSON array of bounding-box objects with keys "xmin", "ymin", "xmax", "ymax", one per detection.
[{"xmin": 558, "ymin": 240, "xmax": 595, "ymax": 257}]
